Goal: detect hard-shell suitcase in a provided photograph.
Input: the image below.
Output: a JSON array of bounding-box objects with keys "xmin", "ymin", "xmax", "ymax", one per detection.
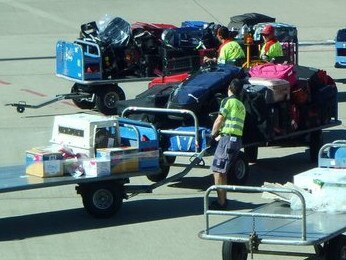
[
  {"xmin": 115, "ymin": 84, "xmax": 178, "ymax": 128},
  {"xmin": 249, "ymin": 63, "xmax": 297, "ymax": 86},
  {"xmin": 161, "ymin": 27, "xmax": 204, "ymax": 49},
  {"xmin": 248, "ymin": 77, "xmax": 290, "ymax": 103},
  {"xmin": 181, "ymin": 20, "xmax": 209, "ymax": 28}
]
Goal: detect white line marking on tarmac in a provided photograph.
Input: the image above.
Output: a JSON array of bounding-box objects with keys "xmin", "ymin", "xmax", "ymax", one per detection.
[{"xmin": 1, "ymin": 0, "xmax": 79, "ymax": 30}]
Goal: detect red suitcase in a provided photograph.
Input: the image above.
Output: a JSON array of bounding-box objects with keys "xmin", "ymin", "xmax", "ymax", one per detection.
[{"xmin": 148, "ymin": 72, "xmax": 190, "ymax": 88}]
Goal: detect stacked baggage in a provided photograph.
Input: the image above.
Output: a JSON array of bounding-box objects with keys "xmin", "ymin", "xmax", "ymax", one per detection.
[
  {"xmin": 241, "ymin": 63, "xmax": 338, "ymax": 144},
  {"xmin": 160, "ymin": 21, "xmax": 220, "ymax": 75}
]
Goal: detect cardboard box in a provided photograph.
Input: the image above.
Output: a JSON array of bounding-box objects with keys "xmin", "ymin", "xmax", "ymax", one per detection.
[
  {"xmin": 83, "ymin": 159, "xmax": 110, "ymax": 177},
  {"xmin": 26, "ymin": 147, "xmax": 64, "ymax": 178},
  {"xmin": 96, "ymin": 147, "xmax": 139, "ymax": 174}
]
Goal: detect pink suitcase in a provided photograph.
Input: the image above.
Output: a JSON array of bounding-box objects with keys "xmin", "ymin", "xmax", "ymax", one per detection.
[
  {"xmin": 249, "ymin": 63, "xmax": 297, "ymax": 86},
  {"xmin": 248, "ymin": 77, "xmax": 291, "ymax": 103}
]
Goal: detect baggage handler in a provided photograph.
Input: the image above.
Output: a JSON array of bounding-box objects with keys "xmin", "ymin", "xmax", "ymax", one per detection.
[
  {"xmin": 209, "ymin": 78, "xmax": 246, "ymax": 210},
  {"xmin": 260, "ymin": 24, "xmax": 284, "ymax": 61},
  {"xmin": 204, "ymin": 26, "xmax": 245, "ymax": 65}
]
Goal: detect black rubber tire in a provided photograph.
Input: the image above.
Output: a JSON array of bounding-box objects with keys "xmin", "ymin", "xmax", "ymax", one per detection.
[
  {"xmin": 70, "ymin": 83, "xmax": 95, "ymax": 109},
  {"xmin": 81, "ymin": 182, "xmax": 124, "ymax": 218},
  {"xmin": 309, "ymin": 130, "xmax": 323, "ymax": 163},
  {"xmin": 244, "ymin": 146, "xmax": 258, "ymax": 163},
  {"xmin": 146, "ymin": 158, "xmax": 170, "ymax": 182},
  {"xmin": 324, "ymin": 234, "xmax": 346, "ymax": 260},
  {"xmin": 227, "ymin": 151, "xmax": 249, "ymax": 185},
  {"xmin": 95, "ymin": 84, "xmax": 126, "ymax": 115},
  {"xmin": 222, "ymin": 241, "xmax": 248, "ymax": 260},
  {"xmin": 335, "ymin": 62, "xmax": 341, "ymax": 68},
  {"xmin": 165, "ymin": 156, "xmax": 176, "ymax": 165}
]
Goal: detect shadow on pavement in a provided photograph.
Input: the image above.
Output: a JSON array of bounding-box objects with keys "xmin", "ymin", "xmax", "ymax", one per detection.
[
  {"xmin": 0, "ymin": 196, "xmax": 258, "ymax": 241},
  {"xmin": 335, "ymin": 78, "xmax": 346, "ymax": 84}
]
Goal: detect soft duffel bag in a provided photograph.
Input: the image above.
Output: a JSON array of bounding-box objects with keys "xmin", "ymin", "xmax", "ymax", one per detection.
[
  {"xmin": 249, "ymin": 63, "xmax": 297, "ymax": 86},
  {"xmin": 168, "ymin": 126, "xmax": 211, "ymax": 152}
]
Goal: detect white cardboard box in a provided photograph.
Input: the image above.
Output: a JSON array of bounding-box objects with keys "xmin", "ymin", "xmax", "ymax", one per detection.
[{"xmin": 83, "ymin": 159, "xmax": 110, "ymax": 177}]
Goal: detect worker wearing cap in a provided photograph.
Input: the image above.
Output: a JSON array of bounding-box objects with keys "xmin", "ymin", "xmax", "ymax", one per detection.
[
  {"xmin": 204, "ymin": 26, "xmax": 245, "ymax": 65},
  {"xmin": 260, "ymin": 24, "xmax": 283, "ymax": 61}
]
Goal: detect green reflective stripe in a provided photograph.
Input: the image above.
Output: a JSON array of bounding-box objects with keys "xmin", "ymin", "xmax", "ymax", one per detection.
[
  {"xmin": 224, "ymin": 122, "xmax": 244, "ymax": 130},
  {"xmin": 220, "ymin": 96, "xmax": 245, "ymax": 136},
  {"xmin": 221, "ymin": 107, "xmax": 229, "ymax": 115},
  {"xmin": 225, "ymin": 116, "xmax": 245, "ymax": 124}
]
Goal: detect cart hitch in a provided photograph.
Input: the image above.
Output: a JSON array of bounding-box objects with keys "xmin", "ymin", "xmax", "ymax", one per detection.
[{"xmin": 6, "ymin": 93, "xmax": 92, "ymax": 113}]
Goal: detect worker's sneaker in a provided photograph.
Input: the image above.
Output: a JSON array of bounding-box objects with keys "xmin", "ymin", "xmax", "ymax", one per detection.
[{"xmin": 208, "ymin": 200, "xmax": 228, "ymax": 210}]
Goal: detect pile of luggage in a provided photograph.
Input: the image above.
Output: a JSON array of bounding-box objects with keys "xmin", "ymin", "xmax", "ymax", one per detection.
[
  {"xmin": 241, "ymin": 63, "xmax": 338, "ymax": 144},
  {"xmin": 79, "ymin": 16, "xmax": 221, "ymax": 78},
  {"xmin": 77, "ymin": 13, "xmax": 298, "ymax": 79},
  {"xmin": 115, "ymin": 62, "xmax": 338, "ymax": 149}
]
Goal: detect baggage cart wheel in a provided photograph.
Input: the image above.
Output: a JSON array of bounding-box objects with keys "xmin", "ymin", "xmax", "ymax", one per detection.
[
  {"xmin": 147, "ymin": 156, "xmax": 170, "ymax": 182},
  {"xmin": 95, "ymin": 84, "xmax": 126, "ymax": 115},
  {"xmin": 165, "ymin": 156, "xmax": 176, "ymax": 165},
  {"xmin": 309, "ymin": 130, "xmax": 323, "ymax": 163},
  {"xmin": 71, "ymin": 83, "xmax": 95, "ymax": 109},
  {"xmin": 147, "ymin": 155, "xmax": 170, "ymax": 182},
  {"xmin": 335, "ymin": 62, "xmax": 342, "ymax": 68},
  {"xmin": 244, "ymin": 146, "xmax": 258, "ymax": 163},
  {"xmin": 227, "ymin": 151, "xmax": 249, "ymax": 185},
  {"xmin": 324, "ymin": 234, "xmax": 346, "ymax": 260},
  {"xmin": 79, "ymin": 182, "xmax": 124, "ymax": 218},
  {"xmin": 222, "ymin": 241, "xmax": 248, "ymax": 260},
  {"xmin": 16, "ymin": 105, "xmax": 25, "ymax": 113}
]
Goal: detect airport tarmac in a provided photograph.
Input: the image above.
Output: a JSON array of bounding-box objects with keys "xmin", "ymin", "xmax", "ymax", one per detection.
[{"xmin": 0, "ymin": 1, "xmax": 345, "ymax": 259}]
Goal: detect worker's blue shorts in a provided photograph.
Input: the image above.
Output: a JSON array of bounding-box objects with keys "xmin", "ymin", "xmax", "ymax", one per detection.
[{"xmin": 211, "ymin": 135, "xmax": 242, "ymax": 174}]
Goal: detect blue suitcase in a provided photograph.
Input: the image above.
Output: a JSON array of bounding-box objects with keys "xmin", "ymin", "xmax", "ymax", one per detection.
[
  {"xmin": 181, "ymin": 20, "xmax": 209, "ymax": 28},
  {"xmin": 168, "ymin": 126, "xmax": 211, "ymax": 152}
]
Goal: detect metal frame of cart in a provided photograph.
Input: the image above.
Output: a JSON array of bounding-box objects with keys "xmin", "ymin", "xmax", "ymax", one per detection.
[
  {"xmin": 0, "ymin": 146, "xmax": 208, "ymax": 219},
  {"xmin": 121, "ymin": 106, "xmax": 342, "ymax": 185},
  {"xmin": 199, "ymin": 185, "xmax": 346, "ymax": 259}
]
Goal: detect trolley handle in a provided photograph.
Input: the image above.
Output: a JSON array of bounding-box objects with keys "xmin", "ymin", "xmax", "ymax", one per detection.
[
  {"xmin": 318, "ymin": 140, "xmax": 346, "ymax": 168},
  {"xmin": 204, "ymin": 185, "xmax": 307, "ymax": 241},
  {"xmin": 121, "ymin": 107, "xmax": 202, "ymax": 154}
]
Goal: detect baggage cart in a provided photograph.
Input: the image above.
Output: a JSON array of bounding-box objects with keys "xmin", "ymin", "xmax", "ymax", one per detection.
[
  {"xmin": 0, "ymin": 113, "xmax": 209, "ymax": 219},
  {"xmin": 198, "ymin": 185, "xmax": 346, "ymax": 260},
  {"xmin": 121, "ymin": 106, "xmax": 342, "ymax": 185}
]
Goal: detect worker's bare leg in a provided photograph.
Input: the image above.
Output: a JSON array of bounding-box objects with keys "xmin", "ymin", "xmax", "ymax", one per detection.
[{"xmin": 213, "ymin": 172, "xmax": 227, "ymax": 205}]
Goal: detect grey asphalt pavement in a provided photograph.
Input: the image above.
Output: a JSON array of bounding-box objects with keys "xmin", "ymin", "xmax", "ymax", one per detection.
[{"xmin": 0, "ymin": 1, "xmax": 345, "ymax": 259}]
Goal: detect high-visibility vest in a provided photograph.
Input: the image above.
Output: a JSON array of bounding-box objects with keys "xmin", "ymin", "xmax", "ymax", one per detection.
[
  {"xmin": 219, "ymin": 96, "xmax": 246, "ymax": 136},
  {"xmin": 260, "ymin": 41, "xmax": 283, "ymax": 61},
  {"xmin": 218, "ymin": 41, "xmax": 245, "ymax": 64}
]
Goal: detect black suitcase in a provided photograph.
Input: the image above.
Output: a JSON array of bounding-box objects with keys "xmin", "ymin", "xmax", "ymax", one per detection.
[{"xmin": 116, "ymin": 84, "xmax": 179, "ymax": 128}]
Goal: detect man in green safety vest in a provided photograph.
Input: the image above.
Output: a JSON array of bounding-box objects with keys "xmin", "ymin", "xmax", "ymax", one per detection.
[
  {"xmin": 209, "ymin": 78, "xmax": 246, "ymax": 210},
  {"xmin": 204, "ymin": 26, "xmax": 245, "ymax": 65},
  {"xmin": 260, "ymin": 24, "xmax": 283, "ymax": 62}
]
